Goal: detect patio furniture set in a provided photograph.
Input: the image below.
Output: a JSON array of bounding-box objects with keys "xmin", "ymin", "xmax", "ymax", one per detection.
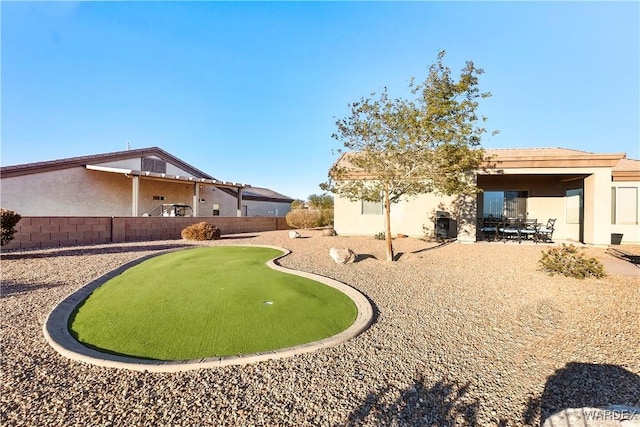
[{"xmin": 479, "ymin": 217, "xmax": 556, "ymax": 243}]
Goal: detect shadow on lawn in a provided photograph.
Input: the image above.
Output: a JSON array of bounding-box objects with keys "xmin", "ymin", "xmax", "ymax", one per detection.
[
  {"xmin": 522, "ymin": 362, "xmax": 640, "ymax": 426},
  {"xmin": 346, "ymin": 374, "xmax": 483, "ymax": 426}
]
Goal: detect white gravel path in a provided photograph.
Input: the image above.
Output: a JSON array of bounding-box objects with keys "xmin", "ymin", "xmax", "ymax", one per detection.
[{"xmin": 1, "ymin": 230, "xmax": 639, "ymax": 426}]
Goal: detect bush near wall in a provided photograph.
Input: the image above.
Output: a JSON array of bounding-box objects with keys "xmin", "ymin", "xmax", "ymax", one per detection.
[
  {"xmin": 539, "ymin": 244, "xmax": 606, "ymax": 279},
  {"xmin": 286, "ymin": 209, "xmax": 333, "ymax": 229},
  {"xmin": 1, "ymin": 209, "xmax": 22, "ymax": 246},
  {"xmin": 181, "ymin": 222, "xmax": 222, "ymax": 241}
]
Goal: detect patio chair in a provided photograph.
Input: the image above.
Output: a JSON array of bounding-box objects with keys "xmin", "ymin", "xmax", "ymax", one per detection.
[
  {"xmin": 499, "ymin": 218, "xmax": 521, "ymax": 242},
  {"xmin": 519, "ymin": 219, "xmax": 538, "ymax": 242},
  {"xmin": 536, "ymin": 218, "xmax": 556, "ymax": 243},
  {"xmin": 479, "ymin": 217, "xmax": 500, "ymax": 241}
]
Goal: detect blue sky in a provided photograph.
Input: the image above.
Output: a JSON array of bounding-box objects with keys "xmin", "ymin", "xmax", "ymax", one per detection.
[{"xmin": 2, "ymin": 1, "xmax": 638, "ymax": 200}]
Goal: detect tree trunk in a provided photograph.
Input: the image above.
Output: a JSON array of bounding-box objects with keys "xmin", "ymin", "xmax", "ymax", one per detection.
[{"xmin": 384, "ymin": 183, "xmax": 394, "ymax": 262}]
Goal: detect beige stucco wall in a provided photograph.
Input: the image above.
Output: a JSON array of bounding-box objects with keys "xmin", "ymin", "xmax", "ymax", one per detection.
[
  {"xmin": 334, "ymin": 165, "xmax": 639, "ymax": 245},
  {"xmin": 0, "ymin": 167, "xmax": 235, "ymax": 217},
  {"xmin": 1, "ymin": 168, "xmax": 133, "ymax": 216},
  {"xmin": 334, "ymin": 192, "xmax": 456, "ymax": 238}
]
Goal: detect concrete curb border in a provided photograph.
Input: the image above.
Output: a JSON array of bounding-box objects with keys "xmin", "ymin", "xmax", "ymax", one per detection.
[{"xmin": 43, "ymin": 245, "xmax": 374, "ymax": 372}]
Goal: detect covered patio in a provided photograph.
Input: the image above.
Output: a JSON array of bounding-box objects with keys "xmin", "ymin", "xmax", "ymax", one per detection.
[{"xmin": 457, "ymin": 148, "xmax": 638, "ymax": 246}]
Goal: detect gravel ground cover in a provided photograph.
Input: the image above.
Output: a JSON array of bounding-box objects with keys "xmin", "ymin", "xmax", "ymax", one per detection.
[{"xmin": 1, "ymin": 230, "xmax": 639, "ymax": 426}]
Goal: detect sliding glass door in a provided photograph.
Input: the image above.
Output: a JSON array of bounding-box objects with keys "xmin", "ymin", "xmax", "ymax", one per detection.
[{"xmin": 482, "ymin": 190, "xmax": 528, "ymax": 219}]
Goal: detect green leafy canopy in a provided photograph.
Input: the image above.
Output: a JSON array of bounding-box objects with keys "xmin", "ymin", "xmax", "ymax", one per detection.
[{"xmin": 321, "ymin": 50, "xmax": 494, "ymax": 204}]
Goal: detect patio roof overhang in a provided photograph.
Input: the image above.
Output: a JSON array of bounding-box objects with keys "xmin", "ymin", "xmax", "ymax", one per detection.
[
  {"xmin": 86, "ymin": 164, "xmax": 249, "ymax": 217},
  {"xmin": 482, "ymin": 152, "xmax": 625, "ymax": 170},
  {"xmin": 85, "ymin": 164, "xmax": 250, "ymax": 189}
]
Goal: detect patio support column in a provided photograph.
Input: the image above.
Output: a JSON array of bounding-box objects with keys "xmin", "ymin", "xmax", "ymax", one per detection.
[
  {"xmin": 456, "ymin": 192, "xmax": 477, "ymax": 243},
  {"xmin": 131, "ymin": 176, "xmax": 140, "ymax": 216},
  {"xmin": 192, "ymin": 184, "xmax": 200, "ymax": 217},
  {"xmin": 583, "ymin": 170, "xmax": 611, "ymax": 245},
  {"xmin": 237, "ymin": 187, "xmax": 243, "ymax": 217}
]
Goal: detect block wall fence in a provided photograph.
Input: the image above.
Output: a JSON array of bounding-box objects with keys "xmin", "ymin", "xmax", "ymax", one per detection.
[{"xmin": 3, "ymin": 216, "xmax": 291, "ymax": 250}]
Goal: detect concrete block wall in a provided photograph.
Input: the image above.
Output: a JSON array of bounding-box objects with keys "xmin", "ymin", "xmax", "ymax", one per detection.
[{"xmin": 3, "ymin": 216, "xmax": 291, "ymax": 250}]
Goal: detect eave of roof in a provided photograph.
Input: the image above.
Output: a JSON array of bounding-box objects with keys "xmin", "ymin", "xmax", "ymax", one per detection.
[
  {"xmin": 85, "ymin": 165, "xmax": 247, "ymax": 189},
  {"xmin": 0, "ymin": 147, "xmax": 216, "ymax": 180},
  {"xmin": 612, "ymin": 158, "xmax": 640, "ymax": 181},
  {"xmin": 330, "ymin": 148, "xmax": 630, "ymax": 179},
  {"xmin": 217, "ymin": 187, "xmax": 294, "ymax": 203},
  {"xmin": 483, "ymin": 148, "xmax": 626, "ymax": 169}
]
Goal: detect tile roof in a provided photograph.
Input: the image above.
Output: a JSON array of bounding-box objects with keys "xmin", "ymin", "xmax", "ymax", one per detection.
[
  {"xmin": 331, "ymin": 147, "xmax": 632, "ymax": 174},
  {"xmin": 613, "ymin": 157, "xmax": 640, "ymax": 172}
]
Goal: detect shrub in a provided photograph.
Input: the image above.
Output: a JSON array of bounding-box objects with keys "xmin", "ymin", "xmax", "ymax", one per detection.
[
  {"xmin": 539, "ymin": 244, "xmax": 606, "ymax": 279},
  {"xmin": 319, "ymin": 208, "xmax": 334, "ymax": 227},
  {"xmin": 1, "ymin": 209, "xmax": 22, "ymax": 246},
  {"xmin": 286, "ymin": 209, "xmax": 321, "ymax": 229},
  {"xmin": 181, "ymin": 222, "xmax": 221, "ymax": 241},
  {"xmin": 374, "ymin": 231, "xmax": 385, "ymax": 240}
]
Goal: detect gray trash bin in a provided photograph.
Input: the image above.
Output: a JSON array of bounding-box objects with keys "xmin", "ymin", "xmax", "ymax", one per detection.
[{"xmin": 611, "ymin": 233, "xmax": 623, "ymax": 245}]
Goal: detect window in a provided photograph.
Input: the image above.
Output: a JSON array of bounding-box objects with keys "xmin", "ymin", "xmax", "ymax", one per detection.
[
  {"xmin": 212, "ymin": 204, "xmax": 220, "ymax": 216},
  {"xmin": 482, "ymin": 190, "xmax": 527, "ymax": 218},
  {"xmin": 152, "ymin": 195, "xmax": 165, "ymax": 201},
  {"xmin": 142, "ymin": 157, "xmax": 167, "ymax": 173},
  {"xmin": 612, "ymin": 187, "xmax": 638, "ymax": 225},
  {"xmin": 566, "ymin": 188, "xmax": 583, "ymax": 224},
  {"xmin": 361, "ymin": 200, "xmax": 383, "ymax": 215}
]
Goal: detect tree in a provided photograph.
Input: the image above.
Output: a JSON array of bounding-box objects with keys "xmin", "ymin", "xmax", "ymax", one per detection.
[
  {"xmin": 291, "ymin": 199, "xmax": 305, "ymax": 210},
  {"xmin": 321, "ymin": 51, "xmax": 493, "ymax": 261},
  {"xmin": 307, "ymin": 193, "xmax": 334, "ymax": 210}
]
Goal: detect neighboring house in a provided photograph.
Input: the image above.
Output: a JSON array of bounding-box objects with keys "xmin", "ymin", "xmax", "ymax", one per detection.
[
  {"xmin": 332, "ymin": 148, "xmax": 640, "ymax": 245},
  {"xmin": 204, "ymin": 186, "xmax": 294, "ymax": 217},
  {"xmin": 0, "ymin": 147, "xmax": 292, "ymax": 218}
]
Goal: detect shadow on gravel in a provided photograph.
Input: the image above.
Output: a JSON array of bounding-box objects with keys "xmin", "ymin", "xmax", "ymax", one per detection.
[
  {"xmin": 218, "ymin": 235, "xmax": 258, "ymax": 240},
  {"xmin": 1, "ymin": 280, "xmax": 67, "ymax": 298},
  {"xmin": 522, "ymin": 362, "xmax": 640, "ymax": 426},
  {"xmin": 409, "ymin": 239, "xmax": 456, "ymax": 255},
  {"xmin": 346, "ymin": 375, "xmax": 480, "ymax": 426},
  {"xmin": 0, "ymin": 243, "xmax": 196, "ymax": 260},
  {"xmin": 355, "ymin": 254, "xmax": 377, "ymax": 262},
  {"xmin": 607, "ymin": 248, "xmax": 640, "ymax": 267}
]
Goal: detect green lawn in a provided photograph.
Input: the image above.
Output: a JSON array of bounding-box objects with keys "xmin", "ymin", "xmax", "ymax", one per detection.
[{"xmin": 69, "ymin": 246, "xmax": 357, "ymax": 360}]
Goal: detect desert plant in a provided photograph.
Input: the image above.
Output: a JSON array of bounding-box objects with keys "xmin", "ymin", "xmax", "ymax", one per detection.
[
  {"xmin": 1, "ymin": 209, "xmax": 22, "ymax": 246},
  {"xmin": 374, "ymin": 231, "xmax": 385, "ymax": 240},
  {"xmin": 319, "ymin": 208, "xmax": 334, "ymax": 227},
  {"xmin": 286, "ymin": 209, "xmax": 321, "ymax": 229},
  {"xmin": 181, "ymin": 222, "xmax": 221, "ymax": 241},
  {"xmin": 539, "ymin": 244, "xmax": 606, "ymax": 279}
]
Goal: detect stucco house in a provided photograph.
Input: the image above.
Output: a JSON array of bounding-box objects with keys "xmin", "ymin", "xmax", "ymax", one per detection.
[
  {"xmin": 332, "ymin": 148, "xmax": 640, "ymax": 245},
  {"xmin": 0, "ymin": 147, "xmax": 293, "ymax": 218}
]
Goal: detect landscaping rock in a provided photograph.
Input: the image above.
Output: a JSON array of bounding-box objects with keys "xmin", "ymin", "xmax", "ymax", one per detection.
[
  {"xmin": 288, "ymin": 231, "xmax": 301, "ymax": 239},
  {"xmin": 329, "ymin": 247, "xmax": 356, "ymax": 265},
  {"xmin": 322, "ymin": 228, "xmax": 336, "ymax": 236}
]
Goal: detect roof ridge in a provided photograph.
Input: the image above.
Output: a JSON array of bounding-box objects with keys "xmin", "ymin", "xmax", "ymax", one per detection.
[
  {"xmin": 0, "ymin": 146, "xmax": 217, "ymax": 180},
  {"xmin": 485, "ymin": 147, "xmax": 595, "ymax": 154}
]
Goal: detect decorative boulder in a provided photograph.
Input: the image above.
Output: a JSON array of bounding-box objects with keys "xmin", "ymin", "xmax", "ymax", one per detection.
[
  {"xmin": 329, "ymin": 247, "xmax": 356, "ymax": 265},
  {"xmin": 288, "ymin": 230, "xmax": 301, "ymax": 239},
  {"xmin": 322, "ymin": 228, "xmax": 337, "ymax": 237}
]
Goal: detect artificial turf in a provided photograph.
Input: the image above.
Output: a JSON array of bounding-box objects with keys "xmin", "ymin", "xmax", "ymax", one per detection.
[{"xmin": 69, "ymin": 246, "xmax": 358, "ymax": 360}]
